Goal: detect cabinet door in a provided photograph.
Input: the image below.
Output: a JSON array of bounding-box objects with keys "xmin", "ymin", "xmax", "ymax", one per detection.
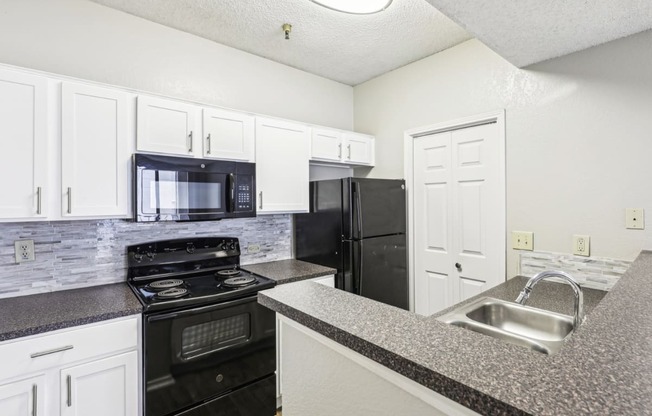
[
  {"xmin": 62, "ymin": 82, "xmax": 131, "ymax": 217},
  {"xmin": 310, "ymin": 128, "xmax": 343, "ymax": 162},
  {"xmin": 0, "ymin": 69, "xmax": 48, "ymax": 219},
  {"xmin": 343, "ymin": 133, "xmax": 375, "ymax": 166},
  {"xmin": 0, "ymin": 375, "xmax": 45, "ymax": 416},
  {"xmin": 203, "ymin": 108, "xmax": 254, "ymax": 161},
  {"xmin": 255, "ymin": 117, "xmax": 310, "ymax": 214},
  {"xmin": 137, "ymin": 95, "xmax": 199, "ymax": 156},
  {"xmin": 61, "ymin": 351, "xmax": 138, "ymax": 416}
]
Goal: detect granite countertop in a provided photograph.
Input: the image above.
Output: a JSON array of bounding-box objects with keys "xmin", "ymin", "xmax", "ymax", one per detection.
[
  {"xmin": 259, "ymin": 251, "xmax": 652, "ymax": 415},
  {"xmin": 0, "ymin": 283, "xmax": 142, "ymax": 342},
  {"xmin": 243, "ymin": 259, "xmax": 336, "ymax": 285}
]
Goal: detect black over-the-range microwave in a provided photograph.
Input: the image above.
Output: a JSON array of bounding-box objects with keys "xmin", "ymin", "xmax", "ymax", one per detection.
[{"xmin": 134, "ymin": 153, "xmax": 256, "ymax": 222}]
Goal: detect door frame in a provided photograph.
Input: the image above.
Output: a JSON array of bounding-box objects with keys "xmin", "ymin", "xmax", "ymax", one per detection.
[{"xmin": 403, "ymin": 110, "xmax": 506, "ymax": 313}]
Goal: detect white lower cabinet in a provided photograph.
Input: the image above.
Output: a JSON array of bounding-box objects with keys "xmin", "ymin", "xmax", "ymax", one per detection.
[
  {"xmin": 61, "ymin": 351, "xmax": 138, "ymax": 416},
  {"xmin": 0, "ymin": 375, "xmax": 45, "ymax": 416},
  {"xmin": 0, "ymin": 316, "xmax": 140, "ymax": 416}
]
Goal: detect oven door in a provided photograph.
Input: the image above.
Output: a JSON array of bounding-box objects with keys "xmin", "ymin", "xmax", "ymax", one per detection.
[
  {"xmin": 137, "ymin": 167, "xmax": 233, "ymax": 222},
  {"xmin": 144, "ymin": 295, "xmax": 276, "ymax": 416}
]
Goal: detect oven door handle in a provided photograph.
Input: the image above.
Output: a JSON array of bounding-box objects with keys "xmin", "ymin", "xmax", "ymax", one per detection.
[{"xmin": 147, "ymin": 294, "xmax": 259, "ymax": 322}]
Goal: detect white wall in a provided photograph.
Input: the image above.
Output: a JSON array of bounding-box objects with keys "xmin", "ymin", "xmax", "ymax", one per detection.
[
  {"xmin": 354, "ymin": 32, "xmax": 652, "ymax": 278},
  {"xmin": 0, "ymin": 0, "xmax": 353, "ymax": 130}
]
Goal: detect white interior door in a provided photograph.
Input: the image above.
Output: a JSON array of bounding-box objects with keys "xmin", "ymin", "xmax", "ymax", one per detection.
[{"xmin": 412, "ymin": 120, "xmax": 504, "ymax": 315}]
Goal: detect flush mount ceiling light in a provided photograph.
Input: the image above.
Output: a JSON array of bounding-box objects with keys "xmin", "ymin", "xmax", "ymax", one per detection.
[{"xmin": 309, "ymin": 0, "xmax": 393, "ymax": 15}]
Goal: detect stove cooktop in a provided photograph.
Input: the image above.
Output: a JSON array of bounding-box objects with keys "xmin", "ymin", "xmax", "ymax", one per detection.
[{"xmin": 130, "ymin": 268, "xmax": 275, "ymax": 312}]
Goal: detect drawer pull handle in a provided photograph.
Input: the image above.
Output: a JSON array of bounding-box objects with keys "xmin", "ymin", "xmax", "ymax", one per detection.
[
  {"xmin": 32, "ymin": 384, "xmax": 37, "ymax": 416},
  {"xmin": 30, "ymin": 345, "xmax": 74, "ymax": 358},
  {"xmin": 67, "ymin": 375, "xmax": 72, "ymax": 407}
]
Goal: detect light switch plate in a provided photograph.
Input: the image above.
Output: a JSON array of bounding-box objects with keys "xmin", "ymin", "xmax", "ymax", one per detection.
[
  {"xmin": 511, "ymin": 231, "xmax": 533, "ymax": 251},
  {"xmin": 573, "ymin": 235, "xmax": 590, "ymax": 257},
  {"xmin": 626, "ymin": 208, "xmax": 645, "ymax": 229}
]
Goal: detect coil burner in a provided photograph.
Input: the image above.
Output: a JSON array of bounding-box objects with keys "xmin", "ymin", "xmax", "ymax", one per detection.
[
  {"xmin": 222, "ymin": 276, "xmax": 256, "ymax": 288},
  {"xmin": 216, "ymin": 269, "xmax": 242, "ymax": 278},
  {"xmin": 154, "ymin": 287, "xmax": 189, "ymax": 299},
  {"xmin": 147, "ymin": 279, "xmax": 185, "ymax": 291}
]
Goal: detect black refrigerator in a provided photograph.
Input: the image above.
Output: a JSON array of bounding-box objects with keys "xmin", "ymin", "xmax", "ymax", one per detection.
[{"xmin": 294, "ymin": 178, "xmax": 408, "ymax": 310}]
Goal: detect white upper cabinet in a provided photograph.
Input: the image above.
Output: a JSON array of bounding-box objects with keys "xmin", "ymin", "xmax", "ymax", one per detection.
[
  {"xmin": 202, "ymin": 108, "xmax": 255, "ymax": 162},
  {"xmin": 256, "ymin": 117, "xmax": 310, "ymax": 214},
  {"xmin": 310, "ymin": 128, "xmax": 343, "ymax": 163},
  {"xmin": 62, "ymin": 82, "xmax": 131, "ymax": 218},
  {"xmin": 137, "ymin": 95, "xmax": 200, "ymax": 157},
  {"xmin": 309, "ymin": 128, "xmax": 375, "ymax": 167},
  {"xmin": 343, "ymin": 132, "xmax": 375, "ymax": 166},
  {"xmin": 0, "ymin": 69, "xmax": 48, "ymax": 219}
]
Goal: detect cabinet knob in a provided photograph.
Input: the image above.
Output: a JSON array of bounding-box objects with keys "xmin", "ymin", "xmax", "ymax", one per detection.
[{"xmin": 455, "ymin": 263, "xmax": 462, "ymax": 270}]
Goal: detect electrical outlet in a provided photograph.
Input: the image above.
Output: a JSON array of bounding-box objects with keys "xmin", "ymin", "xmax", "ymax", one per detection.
[
  {"xmin": 247, "ymin": 244, "xmax": 261, "ymax": 254},
  {"xmin": 573, "ymin": 235, "xmax": 590, "ymax": 257},
  {"xmin": 14, "ymin": 239, "xmax": 35, "ymax": 263},
  {"xmin": 511, "ymin": 231, "xmax": 533, "ymax": 251},
  {"xmin": 626, "ymin": 208, "xmax": 645, "ymax": 230}
]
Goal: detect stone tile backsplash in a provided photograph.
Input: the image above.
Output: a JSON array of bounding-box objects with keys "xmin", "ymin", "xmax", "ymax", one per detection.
[
  {"xmin": 519, "ymin": 251, "xmax": 632, "ymax": 291},
  {"xmin": 0, "ymin": 216, "xmax": 291, "ymax": 298}
]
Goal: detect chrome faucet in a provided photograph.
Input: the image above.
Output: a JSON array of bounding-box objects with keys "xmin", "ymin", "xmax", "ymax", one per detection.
[{"xmin": 516, "ymin": 270, "xmax": 584, "ymax": 328}]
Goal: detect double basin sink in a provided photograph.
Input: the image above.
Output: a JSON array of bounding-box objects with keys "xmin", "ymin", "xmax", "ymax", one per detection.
[{"xmin": 437, "ymin": 297, "xmax": 575, "ymax": 354}]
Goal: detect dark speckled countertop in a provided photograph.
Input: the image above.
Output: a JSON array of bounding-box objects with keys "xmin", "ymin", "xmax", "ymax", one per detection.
[
  {"xmin": 259, "ymin": 251, "xmax": 652, "ymax": 415},
  {"xmin": 0, "ymin": 283, "xmax": 142, "ymax": 342},
  {"xmin": 243, "ymin": 259, "xmax": 336, "ymax": 284}
]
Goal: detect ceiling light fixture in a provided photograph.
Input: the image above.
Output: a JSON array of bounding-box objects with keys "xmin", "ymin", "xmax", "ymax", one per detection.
[{"xmin": 309, "ymin": 0, "xmax": 393, "ymax": 15}]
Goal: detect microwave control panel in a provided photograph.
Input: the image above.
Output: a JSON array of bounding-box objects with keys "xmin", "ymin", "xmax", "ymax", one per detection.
[{"xmin": 236, "ymin": 175, "xmax": 254, "ymax": 212}]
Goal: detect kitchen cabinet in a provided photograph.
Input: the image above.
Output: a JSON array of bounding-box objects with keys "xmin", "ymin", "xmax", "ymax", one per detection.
[
  {"xmin": 0, "ymin": 316, "xmax": 140, "ymax": 416},
  {"xmin": 61, "ymin": 351, "xmax": 138, "ymax": 416},
  {"xmin": 309, "ymin": 129, "xmax": 375, "ymax": 167},
  {"xmin": 137, "ymin": 95, "xmax": 200, "ymax": 156},
  {"xmin": 203, "ymin": 108, "xmax": 255, "ymax": 161},
  {"xmin": 0, "ymin": 375, "xmax": 46, "ymax": 416},
  {"xmin": 255, "ymin": 117, "xmax": 310, "ymax": 214},
  {"xmin": 62, "ymin": 82, "xmax": 132, "ymax": 218},
  {"xmin": 0, "ymin": 68, "xmax": 49, "ymax": 220},
  {"xmin": 310, "ymin": 128, "xmax": 343, "ymax": 163},
  {"xmin": 343, "ymin": 132, "xmax": 375, "ymax": 166}
]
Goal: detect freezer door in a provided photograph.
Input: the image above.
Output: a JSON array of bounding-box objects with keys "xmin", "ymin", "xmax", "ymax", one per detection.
[
  {"xmin": 348, "ymin": 178, "xmax": 406, "ymax": 240},
  {"xmin": 354, "ymin": 234, "xmax": 408, "ymax": 310}
]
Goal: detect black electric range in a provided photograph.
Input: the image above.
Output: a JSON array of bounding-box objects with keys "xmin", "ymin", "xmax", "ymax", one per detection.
[{"xmin": 127, "ymin": 237, "xmax": 277, "ymax": 416}]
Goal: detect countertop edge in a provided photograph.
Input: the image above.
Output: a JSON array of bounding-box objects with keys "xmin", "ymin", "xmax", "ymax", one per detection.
[
  {"xmin": 258, "ymin": 291, "xmax": 530, "ymax": 416},
  {"xmin": 0, "ymin": 308, "xmax": 142, "ymax": 343}
]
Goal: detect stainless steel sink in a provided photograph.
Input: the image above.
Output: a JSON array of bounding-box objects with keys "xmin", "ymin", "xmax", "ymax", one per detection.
[{"xmin": 437, "ymin": 297, "xmax": 575, "ymax": 354}]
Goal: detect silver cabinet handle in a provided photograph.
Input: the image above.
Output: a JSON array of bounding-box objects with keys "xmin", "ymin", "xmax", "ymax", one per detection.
[
  {"xmin": 66, "ymin": 375, "xmax": 72, "ymax": 407},
  {"xmin": 67, "ymin": 187, "xmax": 72, "ymax": 214},
  {"xmin": 259, "ymin": 191, "xmax": 263, "ymax": 210},
  {"xmin": 188, "ymin": 131, "xmax": 193, "ymax": 153},
  {"xmin": 206, "ymin": 133, "xmax": 211, "ymax": 154},
  {"xmin": 347, "ymin": 144, "xmax": 351, "ymax": 159},
  {"xmin": 30, "ymin": 345, "xmax": 74, "ymax": 358},
  {"xmin": 36, "ymin": 187, "xmax": 42, "ymax": 215},
  {"xmin": 338, "ymin": 143, "xmax": 342, "ymax": 158},
  {"xmin": 32, "ymin": 384, "xmax": 37, "ymax": 416}
]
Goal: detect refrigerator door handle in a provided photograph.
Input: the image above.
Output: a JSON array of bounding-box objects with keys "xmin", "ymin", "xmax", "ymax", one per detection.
[
  {"xmin": 353, "ymin": 182, "xmax": 363, "ymax": 239},
  {"xmin": 358, "ymin": 241, "xmax": 364, "ymax": 295}
]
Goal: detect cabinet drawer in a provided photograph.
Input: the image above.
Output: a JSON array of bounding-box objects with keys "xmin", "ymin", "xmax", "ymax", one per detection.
[{"xmin": 0, "ymin": 317, "xmax": 138, "ymax": 382}]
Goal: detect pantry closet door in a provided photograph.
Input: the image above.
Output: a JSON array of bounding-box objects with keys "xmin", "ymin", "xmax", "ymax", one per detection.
[{"xmin": 412, "ymin": 117, "xmax": 505, "ymax": 315}]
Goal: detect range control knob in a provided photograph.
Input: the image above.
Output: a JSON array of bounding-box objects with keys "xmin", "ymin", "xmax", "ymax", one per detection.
[
  {"xmin": 146, "ymin": 251, "xmax": 156, "ymax": 261},
  {"xmin": 229, "ymin": 243, "xmax": 236, "ymax": 250},
  {"xmin": 186, "ymin": 243, "xmax": 195, "ymax": 254},
  {"xmin": 133, "ymin": 251, "xmax": 143, "ymax": 262},
  {"xmin": 220, "ymin": 240, "xmax": 227, "ymax": 251}
]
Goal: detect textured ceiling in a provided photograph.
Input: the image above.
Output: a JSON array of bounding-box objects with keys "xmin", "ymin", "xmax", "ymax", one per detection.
[
  {"xmin": 425, "ymin": 0, "xmax": 652, "ymax": 68},
  {"xmin": 88, "ymin": 0, "xmax": 472, "ymax": 85}
]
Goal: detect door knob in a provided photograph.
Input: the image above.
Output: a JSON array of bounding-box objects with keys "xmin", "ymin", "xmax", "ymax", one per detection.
[{"xmin": 455, "ymin": 263, "xmax": 462, "ymax": 270}]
